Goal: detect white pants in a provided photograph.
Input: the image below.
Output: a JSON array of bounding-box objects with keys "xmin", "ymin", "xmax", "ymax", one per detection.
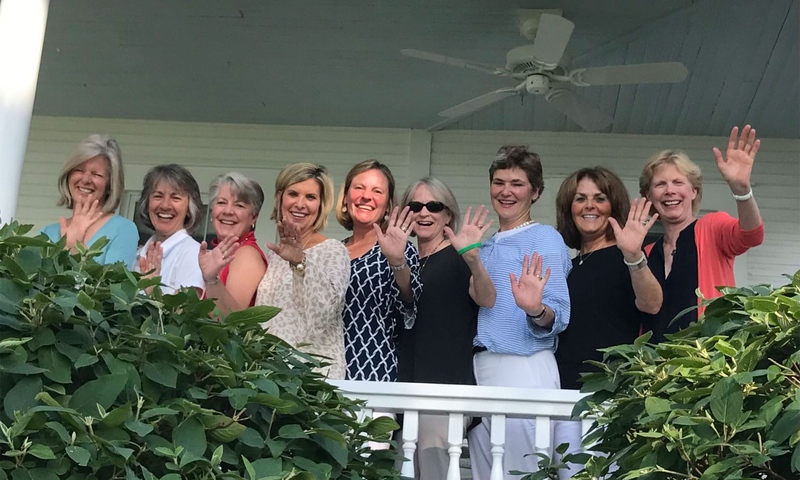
[{"xmin": 468, "ymin": 350, "xmax": 560, "ymax": 480}]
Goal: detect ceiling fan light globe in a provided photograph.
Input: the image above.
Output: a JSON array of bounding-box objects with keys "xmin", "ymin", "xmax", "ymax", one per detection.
[{"xmin": 525, "ymin": 75, "xmax": 550, "ymax": 95}]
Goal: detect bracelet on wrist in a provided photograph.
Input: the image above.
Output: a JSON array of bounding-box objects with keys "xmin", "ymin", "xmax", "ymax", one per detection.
[
  {"xmin": 731, "ymin": 187, "xmax": 753, "ymax": 202},
  {"xmin": 457, "ymin": 242, "xmax": 482, "ymax": 255},
  {"xmin": 527, "ymin": 305, "xmax": 547, "ymax": 321},
  {"xmin": 389, "ymin": 262, "xmax": 407, "ymax": 272},
  {"xmin": 624, "ymin": 253, "xmax": 648, "ymax": 272},
  {"xmin": 205, "ymin": 275, "xmax": 220, "ymax": 286}
]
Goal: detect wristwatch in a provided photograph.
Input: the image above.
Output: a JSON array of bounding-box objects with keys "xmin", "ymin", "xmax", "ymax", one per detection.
[{"xmin": 290, "ymin": 253, "xmax": 307, "ymax": 275}]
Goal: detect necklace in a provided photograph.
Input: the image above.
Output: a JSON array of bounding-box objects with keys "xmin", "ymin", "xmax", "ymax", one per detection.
[
  {"xmin": 578, "ymin": 242, "xmax": 612, "ymax": 265},
  {"xmin": 420, "ymin": 237, "xmax": 447, "ymax": 271},
  {"xmin": 578, "ymin": 248, "xmax": 597, "ymax": 266},
  {"xmin": 499, "ymin": 219, "xmax": 534, "ymax": 234}
]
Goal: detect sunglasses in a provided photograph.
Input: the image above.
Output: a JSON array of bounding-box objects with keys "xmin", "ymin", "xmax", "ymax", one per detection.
[{"xmin": 407, "ymin": 201, "xmax": 447, "ymax": 213}]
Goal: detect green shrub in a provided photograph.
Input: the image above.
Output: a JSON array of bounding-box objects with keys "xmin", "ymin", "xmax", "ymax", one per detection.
[
  {"xmin": 558, "ymin": 272, "xmax": 800, "ymax": 479},
  {"xmin": 0, "ymin": 222, "xmax": 401, "ymax": 480}
]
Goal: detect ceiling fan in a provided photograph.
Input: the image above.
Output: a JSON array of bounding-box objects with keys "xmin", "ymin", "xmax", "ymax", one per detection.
[{"xmin": 402, "ymin": 12, "xmax": 689, "ymax": 131}]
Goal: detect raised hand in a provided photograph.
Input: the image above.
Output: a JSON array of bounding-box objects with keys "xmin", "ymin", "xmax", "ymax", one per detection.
[
  {"xmin": 199, "ymin": 235, "xmax": 239, "ymax": 283},
  {"xmin": 266, "ymin": 220, "xmax": 305, "ymax": 264},
  {"xmin": 609, "ymin": 198, "xmax": 659, "ymax": 262},
  {"xmin": 375, "ymin": 206, "xmax": 415, "ymax": 266},
  {"xmin": 59, "ymin": 197, "xmax": 104, "ymax": 249},
  {"xmin": 713, "ymin": 125, "xmax": 760, "ymax": 194},
  {"xmin": 509, "ymin": 253, "xmax": 551, "ymax": 316},
  {"xmin": 444, "ymin": 205, "xmax": 493, "ymax": 253},
  {"xmin": 139, "ymin": 241, "xmax": 163, "ymax": 277}
]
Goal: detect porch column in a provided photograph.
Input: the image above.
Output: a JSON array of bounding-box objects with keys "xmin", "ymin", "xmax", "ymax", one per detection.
[{"xmin": 0, "ymin": 0, "xmax": 50, "ymax": 223}]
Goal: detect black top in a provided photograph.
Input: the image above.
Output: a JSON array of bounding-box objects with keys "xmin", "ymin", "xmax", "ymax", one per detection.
[
  {"xmin": 397, "ymin": 245, "xmax": 478, "ymax": 385},
  {"xmin": 644, "ymin": 221, "xmax": 699, "ymax": 343},
  {"xmin": 555, "ymin": 246, "xmax": 643, "ymax": 390}
]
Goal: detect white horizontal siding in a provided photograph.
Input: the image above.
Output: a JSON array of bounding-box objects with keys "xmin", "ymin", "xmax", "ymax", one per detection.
[
  {"xmin": 431, "ymin": 130, "xmax": 800, "ymax": 287},
  {"xmin": 17, "ymin": 117, "xmax": 798, "ymax": 287}
]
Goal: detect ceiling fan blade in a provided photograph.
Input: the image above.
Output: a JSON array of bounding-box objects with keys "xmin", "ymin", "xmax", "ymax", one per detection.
[
  {"xmin": 530, "ymin": 14, "xmax": 575, "ymax": 68},
  {"xmin": 577, "ymin": 62, "xmax": 689, "ymax": 85},
  {"xmin": 439, "ymin": 88, "xmax": 521, "ymax": 118},
  {"xmin": 546, "ymin": 89, "xmax": 613, "ymax": 131},
  {"xmin": 401, "ymin": 49, "xmax": 511, "ymax": 76}
]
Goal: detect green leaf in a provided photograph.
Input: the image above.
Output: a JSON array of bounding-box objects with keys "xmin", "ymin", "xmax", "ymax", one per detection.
[
  {"xmin": 0, "ymin": 278, "xmax": 28, "ymax": 314},
  {"xmin": 0, "ymin": 337, "xmax": 32, "ymax": 349},
  {"xmin": 101, "ymin": 403, "xmax": 132, "ymax": 427},
  {"xmin": 4, "ymin": 375, "xmax": 42, "ymax": 418},
  {"xmin": 69, "ymin": 373, "xmax": 128, "ymax": 416},
  {"xmin": 37, "ymin": 347, "xmax": 72, "ymax": 384},
  {"xmin": 768, "ymin": 409, "xmax": 800, "ymax": 444},
  {"xmin": 644, "ymin": 397, "xmax": 671, "ymax": 416},
  {"xmin": 27, "ymin": 444, "xmax": 55, "ymax": 460},
  {"xmin": 278, "ymin": 424, "xmax": 309, "ymax": 439},
  {"xmin": 224, "ymin": 305, "xmax": 281, "ymax": 327},
  {"xmin": 709, "ymin": 378, "xmax": 743, "ymax": 424},
  {"xmin": 173, "ymin": 416, "xmax": 207, "ymax": 458},
  {"xmin": 142, "ymin": 362, "xmax": 177, "ymax": 388},
  {"xmin": 125, "ymin": 419, "xmax": 154, "ymax": 437},
  {"xmin": 363, "ymin": 416, "xmax": 399, "ymax": 437},
  {"xmin": 74, "ymin": 353, "xmax": 99, "ymax": 369}
]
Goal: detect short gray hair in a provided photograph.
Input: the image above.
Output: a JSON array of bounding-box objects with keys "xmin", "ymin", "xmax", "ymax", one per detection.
[
  {"xmin": 209, "ymin": 172, "xmax": 265, "ymax": 217},
  {"xmin": 400, "ymin": 177, "xmax": 461, "ymax": 233},
  {"xmin": 56, "ymin": 134, "xmax": 125, "ymax": 213},
  {"xmin": 136, "ymin": 164, "xmax": 204, "ymax": 234}
]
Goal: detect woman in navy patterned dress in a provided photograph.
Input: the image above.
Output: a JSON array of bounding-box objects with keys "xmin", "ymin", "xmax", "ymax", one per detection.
[{"xmin": 336, "ymin": 160, "xmax": 423, "ymax": 382}]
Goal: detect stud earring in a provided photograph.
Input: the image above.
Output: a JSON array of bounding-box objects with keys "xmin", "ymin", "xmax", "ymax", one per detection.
[{"xmin": 342, "ymin": 205, "xmax": 348, "ymax": 213}]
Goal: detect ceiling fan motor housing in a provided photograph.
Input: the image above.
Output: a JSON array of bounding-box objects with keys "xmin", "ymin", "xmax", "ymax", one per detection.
[{"xmin": 525, "ymin": 75, "xmax": 550, "ymax": 95}]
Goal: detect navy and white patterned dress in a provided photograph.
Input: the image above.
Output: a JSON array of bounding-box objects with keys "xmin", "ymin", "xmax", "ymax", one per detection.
[{"xmin": 343, "ymin": 241, "xmax": 422, "ymax": 381}]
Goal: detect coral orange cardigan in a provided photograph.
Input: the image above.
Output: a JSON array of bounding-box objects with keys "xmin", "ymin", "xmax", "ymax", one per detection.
[{"xmin": 645, "ymin": 212, "xmax": 764, "ymax": 314}]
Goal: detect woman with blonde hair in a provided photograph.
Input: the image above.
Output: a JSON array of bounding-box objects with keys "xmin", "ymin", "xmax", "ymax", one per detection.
[
  {"xmin": 639, "ymin": 125, "xmax": 764, "ymax": 343},
  {"xmin": 199, "ymin": 172, "xmax": 268, "ymax": 314},
  {"xmin": 42, "ymin": 134, "xmax": 137, "ymax": 268},
  {"xmin": 256, "ymin": 163, "xmax": 350, "ymax": 379}
]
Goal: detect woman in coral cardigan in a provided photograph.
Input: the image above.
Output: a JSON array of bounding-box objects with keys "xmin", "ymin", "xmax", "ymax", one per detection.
[{"xmin": 639, "ymin": 125, "xmax": 764, "ymax": 343}]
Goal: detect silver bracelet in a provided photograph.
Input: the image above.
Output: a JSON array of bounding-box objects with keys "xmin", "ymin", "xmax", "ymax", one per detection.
[
  {"xmin": 624, "ymin": 253, "xmax": 648, "ymax": 271},
  {"xmin": 731, "ymin": 188, "xmax": 753, "ymax": 202},
  {"xmin": 389, "ymin": 262, "xmax": 407, "ymax": 272}
]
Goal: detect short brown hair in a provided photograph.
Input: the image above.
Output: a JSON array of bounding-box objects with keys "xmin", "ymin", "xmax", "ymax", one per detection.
[
  {"xmin": 489, "ymin": 145, "xmax": 545, "ymax": 202},
  {"xmin": 336, "ymin": 160, "xmax": 397, "ymax": 231},
  {"xmin": 271, "ymin": 163, "xmax": 335, "ymax": 232},
  {"xmin": 639, "ymin": 150, "xmax": 703, "ymax": 216},
  {"xmin": 556, "ymin": 167, "xmax": 631, "ymax": 250}
]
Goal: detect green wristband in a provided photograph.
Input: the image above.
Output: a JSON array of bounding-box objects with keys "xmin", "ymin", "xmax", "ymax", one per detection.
[{"xmin": 457, "ymin": 242, "xmax": 482, "ymax": 255}]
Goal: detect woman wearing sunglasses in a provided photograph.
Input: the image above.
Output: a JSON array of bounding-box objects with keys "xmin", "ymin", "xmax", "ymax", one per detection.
[{"xmin": 397, "ymin": 178, "xmax": 495, "ymax": 480}]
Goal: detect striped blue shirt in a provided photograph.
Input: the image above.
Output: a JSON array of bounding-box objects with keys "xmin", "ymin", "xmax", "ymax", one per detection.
[{"xmin": 475, "ymin": 223, "xmax": 572, "ymax": 355}]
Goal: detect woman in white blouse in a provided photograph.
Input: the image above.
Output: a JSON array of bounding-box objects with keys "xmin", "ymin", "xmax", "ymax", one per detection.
[
  {"xmin": 134, "ymin": 164, "xmax": 205, "ymax": 294},
  {"xmin": 255, "ymin": 163, "xmax": 350, "ymax": 379}
]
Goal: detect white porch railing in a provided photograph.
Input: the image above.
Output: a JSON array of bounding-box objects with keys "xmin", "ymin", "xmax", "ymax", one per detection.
[{"xmin": 330, "ymin": 380, "xmax": 592, "ymax": 480}]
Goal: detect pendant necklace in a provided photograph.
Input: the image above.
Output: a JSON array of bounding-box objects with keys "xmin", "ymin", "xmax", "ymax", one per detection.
[
  {"xmin": 420, "ymin": 237, "xmax": 447, "ymax": 271},
  {"xmin": 578, "ymin": 247, "xmax": 597, "ymax": 266}
]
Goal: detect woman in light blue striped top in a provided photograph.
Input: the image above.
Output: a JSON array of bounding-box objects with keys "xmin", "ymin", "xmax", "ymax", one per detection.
[{"xmin": 467, "ymin": 145, "xmax": 572, "ymax": 480}]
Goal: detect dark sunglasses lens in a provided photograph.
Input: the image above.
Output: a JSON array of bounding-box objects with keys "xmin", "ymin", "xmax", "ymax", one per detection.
[
  {"xmin": 407, "ymin": 202, "xmax": 424, "ymax": 212},
  {"xmin": 426, "ymin": 201, "xmax": 446, "ymax": 212}
]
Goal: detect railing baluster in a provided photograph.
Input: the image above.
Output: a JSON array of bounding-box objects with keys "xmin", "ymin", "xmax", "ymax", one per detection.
[
  {"xmin": 400, "ymin": 410, "xmax": 418, "ymax": 478},
  {"xmin": 534, "ymin": 416, "xmax": 551, "ymax": 456},
  {"xmin": 489, "ymin": 414, "xmax": 506, "ymax": 480},
  {"xmin": 446, "ymin": 413, "xmax": 464, "ymax": 480}
]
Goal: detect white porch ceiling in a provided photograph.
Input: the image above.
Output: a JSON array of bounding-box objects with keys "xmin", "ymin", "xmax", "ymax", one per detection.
[{"xmin": 31, "ymin": 0, "xmax": 800, "ymax": 138}]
